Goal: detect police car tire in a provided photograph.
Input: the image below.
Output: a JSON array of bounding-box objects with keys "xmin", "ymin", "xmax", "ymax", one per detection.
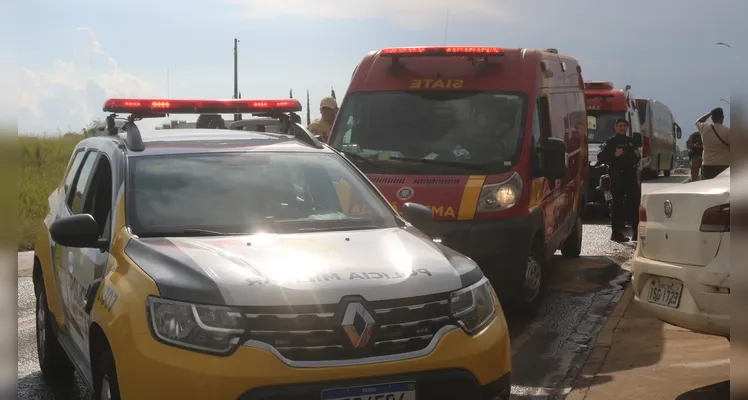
[
  {"xmin": 94, "ymin": 345, "xmax": 121, "ymax": 400},
  {"xmin": 36, "ymin": 288, "xmax": 74, "ymax": 383}
]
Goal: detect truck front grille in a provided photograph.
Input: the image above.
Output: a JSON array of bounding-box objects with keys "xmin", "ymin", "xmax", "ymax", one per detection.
[{"xmin": 241, "ymin": 294, "xmax": 456, "ymax": 363}]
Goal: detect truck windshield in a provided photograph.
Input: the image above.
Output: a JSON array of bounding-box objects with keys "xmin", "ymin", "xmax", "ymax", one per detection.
[
  {"xmin": 587, "ymin": 110, "xmax": 625, "ymax": 143},
  {"xmin": 126, "ymin": 152, "xmax": 401, "ymax": 236},
  {"xmin": 329, "ymin": 91, "xmax": 527, "ymax": 175}
]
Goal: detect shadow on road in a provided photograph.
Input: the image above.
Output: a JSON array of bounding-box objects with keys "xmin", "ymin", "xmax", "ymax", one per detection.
[
  {"xmin": 675, "ymin": 380, "xmax": 730, "ymax": 399},
  {"xmin": 17, "ymin": 371, "xmax": 91, "ymax": 400}
]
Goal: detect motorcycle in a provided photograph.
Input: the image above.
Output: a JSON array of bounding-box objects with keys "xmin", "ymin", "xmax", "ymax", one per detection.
[{"xmin": 594, "ymin": 163, "xmax": 613, "ymax": 212}]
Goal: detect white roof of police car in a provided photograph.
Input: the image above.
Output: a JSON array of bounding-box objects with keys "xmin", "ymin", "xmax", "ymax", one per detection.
[{"xmin": 112, "ymin": 128, "xmax": 333, "ymax": 156}]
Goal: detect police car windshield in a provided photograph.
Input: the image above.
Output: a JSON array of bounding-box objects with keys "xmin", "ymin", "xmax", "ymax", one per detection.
[
  {"xmin": 126, "ymin": 152, "xmax": 401, "ymax": 236},
  {"xmin": 587, "ymin": 110, "xmax": 625, "ymax": 144},
  {"xmin": 330, "ymin": 91, "xmax": 527, "ymax": 175}
]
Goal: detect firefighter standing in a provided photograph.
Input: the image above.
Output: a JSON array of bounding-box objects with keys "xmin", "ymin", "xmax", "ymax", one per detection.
[
  {"xmin": 598, "ymin": 118, "xmax": 641, "ymax": 243},
  {"xmin": 307, "ymin": 96, "xmax": 338, "ymax": 142}
]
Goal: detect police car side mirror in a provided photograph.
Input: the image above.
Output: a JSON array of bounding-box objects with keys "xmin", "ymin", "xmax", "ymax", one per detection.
[
  {"xmin": 50, "ymin": 214, "xmax": 107, "ymax": 250},
  {"xmin": 540, "ymin": 138, "xmax": 567, "ymax": 180},
  {"xmin": 401, "ymin": 203, "xmax": 433, "ymax": 232}
]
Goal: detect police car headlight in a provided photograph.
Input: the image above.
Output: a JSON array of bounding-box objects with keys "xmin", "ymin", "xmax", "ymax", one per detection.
[
  {"xmin": 477, "ymin": 172, "xmax": 522, "ymax": 212},
  {"xmin": 146, "ymin": 296, "xmax": 244, "ymax": 355},
  {"xmin": 448, "ymin": 277, "xmax": 497, "ymax": 335}
]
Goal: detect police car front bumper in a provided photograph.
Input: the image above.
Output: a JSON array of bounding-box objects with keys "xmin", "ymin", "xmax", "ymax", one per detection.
[{"xmin": 238, "ymin": 370, "xmax": 511, "ymax": 400}]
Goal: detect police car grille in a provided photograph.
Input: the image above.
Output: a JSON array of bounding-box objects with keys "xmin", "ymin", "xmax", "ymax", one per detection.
[{"xmin": 241, "ymin": 295, "xmax": 455, "ymax": 362}]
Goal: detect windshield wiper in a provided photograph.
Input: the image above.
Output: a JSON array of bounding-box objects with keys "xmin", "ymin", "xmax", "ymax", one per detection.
[
  {"xmin": 388, "ymin": 156, "xmax": 490, "ymax": 171},
  {"xmin": 341, "ymin": 151, "xmax": 385, "ymax": 169},
  {"xmin": 297, "ymin": 225, "xmax": 380, "ymax": 233},
  {"xmin": 180, "ymin": 228, "xmax": 245, "ymax": 236}
]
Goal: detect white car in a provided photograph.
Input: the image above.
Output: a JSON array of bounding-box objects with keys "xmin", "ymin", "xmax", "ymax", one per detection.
[{"xmin": 631, "ymin": 168, "xmax": 730, "ymax": 339}]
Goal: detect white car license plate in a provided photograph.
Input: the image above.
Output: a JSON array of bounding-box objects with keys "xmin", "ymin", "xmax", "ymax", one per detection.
[
  {"xmin": 604, "ymin": 191, "xmax": 613, "ymax": 201},
  {"xmin": 322, "ymin": 382, "xmax": 416, "ymax": 400},
  {"xmin": 647, "ymin": 277, "xmax": 683, "ymax": 308}
]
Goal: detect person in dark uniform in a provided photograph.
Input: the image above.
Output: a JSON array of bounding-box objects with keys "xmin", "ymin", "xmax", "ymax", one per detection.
[{"xmin": 598, "ymin": 118, "xmax": 641, "ymax": 243}]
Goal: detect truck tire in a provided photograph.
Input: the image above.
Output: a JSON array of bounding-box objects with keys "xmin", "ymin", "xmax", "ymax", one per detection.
[
  {"xmin": 506, "ymin": 235, "xmax": 547, "ymax": 315},
  {"xmin": 664, "ymin": 155, "xmax": 673, "ymax": 177},
  {"xmin": 561, "ymin": 214, "xmax": 583, "ymax": 258}
]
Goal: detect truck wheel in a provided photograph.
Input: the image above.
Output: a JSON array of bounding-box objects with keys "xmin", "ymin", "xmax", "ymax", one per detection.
[
  {"xmin": 507, "ymin": 237, "xmax": 546, "ymax": 314},
  {"xmin": 36, "ymin": 288, "xmax": 74, "ymax": 384},
  {"xmin": 561, "ymin": 215, "xmax": 583, "ymax": 258},
  {"xmin": 664, "ymin": 155, "xmax": 673, "ymax": 177},
  {"xmin": 94, "ymin": 344, "xmax": 122, "ymax": 400}
]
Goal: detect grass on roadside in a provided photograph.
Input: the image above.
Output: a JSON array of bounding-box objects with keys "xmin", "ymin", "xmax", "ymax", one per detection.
[{"xmin": 19, "ymin": 135, "xmax": 83, "ymax": 251}]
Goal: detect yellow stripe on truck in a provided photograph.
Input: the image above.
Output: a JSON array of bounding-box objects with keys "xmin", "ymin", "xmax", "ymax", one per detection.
[{"xmin": 458, "ymin": 175, "xmax": 487, "ymax": 220}]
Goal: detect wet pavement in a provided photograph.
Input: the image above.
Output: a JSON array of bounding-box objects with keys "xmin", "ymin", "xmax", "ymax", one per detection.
[{"xmin": 15, "ymin": 176, "xmax": 688, "ymax": 399}]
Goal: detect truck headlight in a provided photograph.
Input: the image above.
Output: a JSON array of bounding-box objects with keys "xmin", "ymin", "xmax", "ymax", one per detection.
[
  {"xmin": 146, "ymin": 296, "xmax": 244, "ymax": 355},
  {"xmin": 477, "ymin": 172, "xmax": 522, "ymax": 212},
  {"xmin": 448, "ymin": 277, "xmax": 497, "ymax": 334}
]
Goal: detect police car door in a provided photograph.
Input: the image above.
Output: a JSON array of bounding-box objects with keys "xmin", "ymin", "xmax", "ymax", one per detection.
[{"xmin": 59, "ymin": 150, "xmax": 112, "ymax": 361}]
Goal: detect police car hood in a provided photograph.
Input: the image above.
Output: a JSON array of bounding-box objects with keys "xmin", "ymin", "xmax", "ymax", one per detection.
[{"xmin": 124, "ymin": 227, "xmax": 481, "ymax": 307}]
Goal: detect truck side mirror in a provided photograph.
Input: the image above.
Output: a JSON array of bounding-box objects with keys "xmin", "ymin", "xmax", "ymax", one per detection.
[
  {"xmin": 674, "ymin": 123, "xmax": 682, "ymax": 139},
  {"xmin": 632, "ymin": 132, "xmax": 643, "ymax": 148},
  {"xmin": 540, "ymin": 138, "xmax": 568, "ymax": 180}
]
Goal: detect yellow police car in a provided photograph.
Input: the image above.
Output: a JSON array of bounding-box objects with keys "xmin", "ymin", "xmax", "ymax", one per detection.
[{"xmin": 33, "ymin": 98, "xmax": 511, "ymax": 399}]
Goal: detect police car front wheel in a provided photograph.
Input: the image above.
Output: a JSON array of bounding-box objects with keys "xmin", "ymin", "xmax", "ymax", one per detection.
[
  {"xmin": 94, "ymin": 345, "xmax": 121, "ymax": 400},
  {"xmin": 36, "ymin": 288, "xmax": 74, "ymax": 383}
]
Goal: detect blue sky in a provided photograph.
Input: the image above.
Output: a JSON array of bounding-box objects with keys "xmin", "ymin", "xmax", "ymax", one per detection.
[{"xmin": 13, "ymin": 0, "xmax": 745, "ymax": 147}]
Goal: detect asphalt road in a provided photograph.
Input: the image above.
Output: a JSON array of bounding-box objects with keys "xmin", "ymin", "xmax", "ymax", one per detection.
[{"xmin": 16, "ymin": 175, "xmax": 688, "ymax": 400}]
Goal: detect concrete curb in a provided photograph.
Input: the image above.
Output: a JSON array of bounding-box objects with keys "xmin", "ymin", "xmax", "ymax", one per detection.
[{"xmin": 565, "ymin": 285, "xmax": 634, "ymax": 400}]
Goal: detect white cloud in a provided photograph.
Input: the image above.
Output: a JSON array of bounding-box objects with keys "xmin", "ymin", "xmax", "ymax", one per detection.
[
  {"xmin": 18, "ymin": 27, "xmax": 154, "ymax": 134},
  {"xmin": 231, "ymin": 0, "xmax": 511, "ymax": 29}
]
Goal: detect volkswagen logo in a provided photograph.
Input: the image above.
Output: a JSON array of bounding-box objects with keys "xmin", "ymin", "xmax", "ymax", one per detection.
[
  {"xmin": 664, "ymin": 200, "xmax": 673, "ymax": 218},
  {"xmin": 341, "ymin": 302, "xmax": 376, "ymax": 348},
  {"xmin": 397, "ymin": 187, "xmax": 414, "ymax": 201}
]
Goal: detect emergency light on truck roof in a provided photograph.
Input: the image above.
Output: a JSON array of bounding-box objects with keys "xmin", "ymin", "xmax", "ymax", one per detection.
[
  {"xmin": 103, "ymin": 98, "xmax": 302, "ymax": 115},
  {"xmin": 584, "ymin": 82, "xmax": 615, "ymax": 90},
  {"xmin": 380, "ymin": 46, "xmax": 504, "ymax": 57}
]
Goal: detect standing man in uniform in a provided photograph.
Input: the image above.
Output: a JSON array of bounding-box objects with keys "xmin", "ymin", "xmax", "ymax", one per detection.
[
  {"xmin": 307, "ymin": 96, "xmax": 338, "ymax": 142},
  {"xmin": 686, "ymin": 130, "xmax": 703, "ymax": 181},
  {"xmin": 695, "ymin": 107, "xmax": 730, "ymax": 179},
  {"xmin": 598, "ymin": 118, "xmax": 641, "ymax": 243}
]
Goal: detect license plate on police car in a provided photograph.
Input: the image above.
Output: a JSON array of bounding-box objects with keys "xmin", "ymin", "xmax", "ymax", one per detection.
[
  {"xmin": 647, "ymin": 277, "xmax": 683, "ymax": 308},
  {"xmin": 604, "ymin": 191, "xmax": 613, "ymax": 201},
  {"xmin": 322, "ymin": 382, "xmax": 416, "ymax": 400}
]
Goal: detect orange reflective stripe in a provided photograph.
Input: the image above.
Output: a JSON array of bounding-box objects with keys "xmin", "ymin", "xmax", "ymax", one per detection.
[{"xmin": 458, "ymin": 175, "xmax": 487, "ymax": 220}]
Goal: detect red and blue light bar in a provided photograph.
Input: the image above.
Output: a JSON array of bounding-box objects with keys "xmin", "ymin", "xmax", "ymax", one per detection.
[
  {"xmin": 103, "ymin": 98, "xmax": 302, "ymax": 114},
  {"xmin": 380, "ymin": 46, "xmax": 504, "ymax": 57}
]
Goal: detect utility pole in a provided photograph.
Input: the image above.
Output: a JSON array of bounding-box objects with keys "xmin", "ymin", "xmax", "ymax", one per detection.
[
  {"xmin": 306, "ymin": 90, "xmax": 311, "ymax": 125},
  {"xmin": 233, "ymin": 38, "xmax": 240, "ymax": 121}
]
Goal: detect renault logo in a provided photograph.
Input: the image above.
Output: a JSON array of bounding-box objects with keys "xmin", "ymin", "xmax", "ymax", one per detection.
[{"xmin": 341, "ymin": 302, "xmax": 375, "ymax": 348}]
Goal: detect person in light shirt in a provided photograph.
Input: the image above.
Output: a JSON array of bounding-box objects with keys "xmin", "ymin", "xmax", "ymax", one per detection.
[{"xmin": 695, "ymin": 107, "xmax": 730, "ymax": 179}]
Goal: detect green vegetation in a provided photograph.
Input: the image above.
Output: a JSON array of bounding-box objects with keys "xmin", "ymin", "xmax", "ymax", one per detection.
[{"xmin": 19, "ymin": 135, "xmax": 84, "ymax": 250}]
